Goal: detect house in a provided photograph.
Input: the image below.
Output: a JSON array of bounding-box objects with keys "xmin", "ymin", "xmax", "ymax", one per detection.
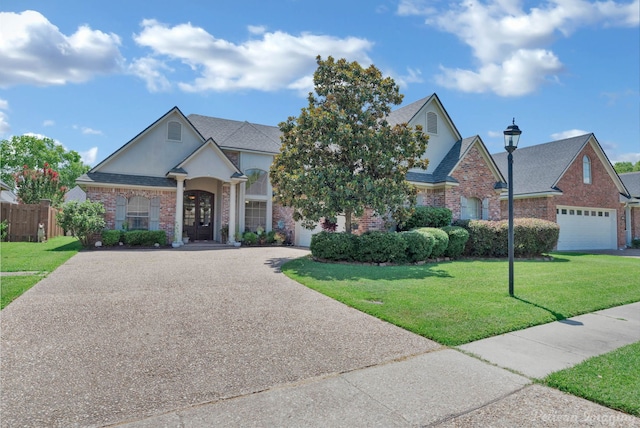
[
  {"xmin": 0, "ymin": 180, "xmax": 18, "ymax": 204},
  {"xmin": 78, "ymin": 94, "xmax": 629, "ymax": 250},
  {"xmin": 620, "ymin": 171, "xmax": 640, "ymax": 246},
  {"xmin": 77, "ymin": 107, "xmax": 287, "ymax": 245},
  {"xmin": 64, "ymin": 185, "xmax": 87, "ymax": 203},
  {"xmin": 492, "ymin": 134, "xmax": 629, "ymax": 250}
]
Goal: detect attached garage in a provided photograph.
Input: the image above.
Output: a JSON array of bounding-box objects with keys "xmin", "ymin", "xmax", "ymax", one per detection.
[
  {"xmin": 556, "ymin": 206, "xmax": 617, "ymax": 250},
  {"xmin": 295, "ymin": 216, "xmax": 346, "ymax": 247}
]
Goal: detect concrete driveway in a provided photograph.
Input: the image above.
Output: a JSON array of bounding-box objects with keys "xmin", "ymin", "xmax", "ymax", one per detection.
[{"xmin": 0, "ymin": 247, "xmax": 439, "ymax": 427}]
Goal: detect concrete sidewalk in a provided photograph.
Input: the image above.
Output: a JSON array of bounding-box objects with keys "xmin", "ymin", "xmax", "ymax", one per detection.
[
  {"xmin": 459, "ymin": 302, "xmax": 640, "ymax": 379},
  {"xmin": 120, "ymin": 304, "xmax": 640, "ymax": 427}
]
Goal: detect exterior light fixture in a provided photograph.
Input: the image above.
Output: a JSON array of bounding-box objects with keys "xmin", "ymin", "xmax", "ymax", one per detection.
[{"xmin": 504, "ymin": 119, "xmax": 522, "ymax": 296}]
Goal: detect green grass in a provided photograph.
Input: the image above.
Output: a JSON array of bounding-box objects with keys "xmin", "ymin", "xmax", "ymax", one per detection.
[
  {"xmin": 282, "ymin": 253, "xmax": 640, "ymax": 346},
  {"xmin": 544, "ymin": 342, "xmax": 640, "ymax": 416},
  {"xmin": 1, "ymin": 236, "xmax": 82, "ymax": 309}
]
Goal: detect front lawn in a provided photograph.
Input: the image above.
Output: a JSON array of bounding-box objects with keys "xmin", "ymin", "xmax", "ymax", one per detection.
[
  {"xmin": 544, "ymin": 341, "xmax": 640, "ymax": 416},
  {"xmin": 282, "ymin": 253, "xmax": 640, "ymax": 346},
  {"xmin": 1, "ymin": 236, "xmax": 82, "ymax": 309}
]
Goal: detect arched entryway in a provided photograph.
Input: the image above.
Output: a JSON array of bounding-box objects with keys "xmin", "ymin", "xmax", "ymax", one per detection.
[{"xmin": 183, "ymin": 190, "xmax": 214, "ymax": 241}]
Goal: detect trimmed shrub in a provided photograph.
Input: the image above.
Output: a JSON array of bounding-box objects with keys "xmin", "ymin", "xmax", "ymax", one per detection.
[
  {"xmin": 441, "ymin": 226, "xmax": 470, "ymax": 258},
  {"xmin": 455, "ymin": 218, "xmax": 558, "ymax": 258},
  {"xmin": 356, "ymin": 231, "xmax": 407, "ymax": 263},
  {"xmin": 310, "ymin": 231, "xmax": 356, "ymax": 261},
  {"xmin": 401, "ymin": 206, "xmax": 452, "ymax": 230},
  {"xmin": 124, "ymin": 230, "xmax": 167, "ymax": 246},
  {"xmin": 632, "ymin": 238, "xmax": 640, "ymax": 249},
  {"xmin": 416, "ymin": 227, "xmax": 449, "ymax": 258},
  {"xmin": 242, "ymin": 231, "xmax": 258, "ymax": 245},
  {"xmin": 101, "ymin": 229, "xmax": 123, "ymax": 246},
  {"xmin": 400, "ymin": 230, "xmax": 435, "ymax": 262},
  {"xmin": 513, "ymin": 218, "xmax": 559, "ymax": 257}
]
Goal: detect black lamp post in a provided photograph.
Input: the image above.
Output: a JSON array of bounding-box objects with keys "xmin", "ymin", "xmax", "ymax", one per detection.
[{"xmin": 504, "ymin": 119, "xmax": 522, "ymax": 297}]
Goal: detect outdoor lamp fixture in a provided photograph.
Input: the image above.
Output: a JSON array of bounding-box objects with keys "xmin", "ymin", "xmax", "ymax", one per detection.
[{"xmin": 504, "ymin": 119, "xmax": 522, "ymax": 297}]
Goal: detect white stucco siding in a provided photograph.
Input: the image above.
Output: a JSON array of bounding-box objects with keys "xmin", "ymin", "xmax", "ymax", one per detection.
[
  {"xmin": 408, "ymin": 103, "xmax": 459, "ymax": 174},
  {"xmin": 182, "ymin": 143, "xmax": 238, "ymax": 182},
  {"xmin": 97, "ymin": 112, "xmax": 203, "ymax": 176},
  {"xmin": 240, "ymin": 152, "xmax": 274, "ymax": 173}
]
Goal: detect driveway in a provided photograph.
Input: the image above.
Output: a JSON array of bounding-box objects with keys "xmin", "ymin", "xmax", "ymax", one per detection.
[{"xmin": 0, "ymin": 247, "xmax": 438, "ymax": 427}]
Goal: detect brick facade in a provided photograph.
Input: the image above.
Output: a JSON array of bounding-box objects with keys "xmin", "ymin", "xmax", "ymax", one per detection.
[
  {"xmin": 86, "ymin": 187, "xmax": 177, "ymax": 241},
  {"xmin": 272, "ymin": 203, "xmax": 295, "ymax": 244},
  {"xmin": 630, "ymin": 207, "xmax": 640, "ymax": 241},
  {"xmin": 500, "ymin": 143, "xmax": 626, "ymax": 247}
]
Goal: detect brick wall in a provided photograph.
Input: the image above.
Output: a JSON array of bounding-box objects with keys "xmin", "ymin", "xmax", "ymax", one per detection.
[
  {"xmin": 353, "ymin": 208, "xmax": 387, "ymax": 234},
  {"xmin": 448, "ymin": 144, "xmax": 502, "ymax": 220},
  {"xmin": 222, "ymin": 150, "xmax": 240, "ymax": 169},
  {"xmin": 86, "ymin": 187, "xmax": 177, "ymax": 241},
  {"xmin": 500, "ymin": 143, "xmax": 625, "ymax": 247},
  {"xmin": 500, "ymin": 197, "xmax": 555, "ymax": 222},
  {"xmin": 629, "ymin": 206, "xmax": 640, "ymax": 241},
  {"xmin": 417, "ymin": 188, "xmax": 445, "ymax": 207}
]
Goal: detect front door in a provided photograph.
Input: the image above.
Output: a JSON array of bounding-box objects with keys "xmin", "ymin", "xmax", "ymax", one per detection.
[{"xmin": 183, "ymin": 190, "xmax": 214, "ymax": 241}]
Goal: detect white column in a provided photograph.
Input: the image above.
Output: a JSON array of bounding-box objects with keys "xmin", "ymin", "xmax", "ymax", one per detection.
[
  {"xmin": 175, "ymin": 177, "xmax": 185, "ymax": 245},
  {"xmin": 229, "ymin": 182, "xmax": 237, "ymax": 244}
]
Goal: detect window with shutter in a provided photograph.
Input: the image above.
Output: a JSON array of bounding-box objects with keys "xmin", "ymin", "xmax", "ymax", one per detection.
[
  {"xmin": 149, "ymin": 196, "xmax": 160, "ymax": 230},
  {"xmin": 168, "ymin": 121, "xmax": 182, "ymax": 142},
  {"xmin": 126, "ymin": 196, "xmax": 150, "ymax": 230},
  {"xmin": 461, "ymin": 197, "xmax": 482, "ymax": 220},
  {"xmin": 460, "ymin": 196, "xmax": 468, "ymax": 219},
  {"xmin": 115, "ymin": 195, "xmax": 126, "ymax": 230},
  {"xmin": 482, "ymin": 198, "xmax": 489, "ymax": 220}
]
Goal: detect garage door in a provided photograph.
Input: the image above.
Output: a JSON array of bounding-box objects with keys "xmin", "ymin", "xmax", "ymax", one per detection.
[
  {"xmin": 295, "ymin": 216, "xmax": 346, "ymax": 247},
  {"xmin": 556, "ymin": 206, "xmax": 617, "ymax": 250}
]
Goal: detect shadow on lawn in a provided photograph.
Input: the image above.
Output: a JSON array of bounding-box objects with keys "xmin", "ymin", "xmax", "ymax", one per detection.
[
  {"xmin": 46, "ymin": 241, "xmax": 83, "ymax": 252},
  {"xmin": 513, "ymin": 296, "xmax": 568, "ymax": 321},
  {"xmin": 282, "ymin": 257, "xmax": 452, "ymax": 281}
]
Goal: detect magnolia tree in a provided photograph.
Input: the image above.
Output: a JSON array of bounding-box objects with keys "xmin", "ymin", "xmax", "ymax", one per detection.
[
  {"xmin": 14, "ymin": 163, "xmax": 67, "ymax": 206},
  {"xmin": 270, "ymin": 56, "xmax": 429, "ymax": 233}
]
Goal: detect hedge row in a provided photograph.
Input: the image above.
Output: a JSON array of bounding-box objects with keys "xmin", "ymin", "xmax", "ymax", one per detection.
[
  {"xmin": 310, "ymin": 227, "xmax": 469, "ymax": 264},
  {"xmin": 453, "ymin": 218, "xmax": 559, "ymax": 257},
  {"xmin": 100, "ymin": 230, "xmax": 167, "ymax": 246}
]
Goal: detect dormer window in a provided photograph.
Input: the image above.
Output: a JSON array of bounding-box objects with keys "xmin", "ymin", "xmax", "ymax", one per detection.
[
  {"xmin": 168, "ymin": 121, "xmax": 182, "ymax": 142},
  {"xmin": 426, "ymin": 112, "xmax": 437, "ymax": 134},
  {"xmin": 583, "ymin": 155, "xmax": 591, "ymax": 184}
]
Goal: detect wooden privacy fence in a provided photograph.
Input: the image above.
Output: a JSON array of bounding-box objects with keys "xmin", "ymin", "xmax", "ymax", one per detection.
[{"xmin": 0, "ymin": 200, "xmax": 64, "ymax": 242}]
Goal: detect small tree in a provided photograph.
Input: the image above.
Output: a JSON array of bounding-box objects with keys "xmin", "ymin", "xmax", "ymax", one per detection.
[
  {"xmin": 57, "ymin": 200, "xmax": 106, "ymax": 247},
  {"xmin": 14, "ymin": 163, "xmax": 67, "ymax": 206},
  {"xmin": 614, "ymin": 161, "xmax": 640, "ymax": 173},
  {"xmin": 270, "ymin": 56, "xmax": 429, "ymax": 233}
]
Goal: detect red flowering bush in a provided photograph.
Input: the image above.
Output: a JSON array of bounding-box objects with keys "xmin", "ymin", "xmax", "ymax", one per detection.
[{"xmin": 14, "ymin": 163, "xmax": 67, "ymax": 206}]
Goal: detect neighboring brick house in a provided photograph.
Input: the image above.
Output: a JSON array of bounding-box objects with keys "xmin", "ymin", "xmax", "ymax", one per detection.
[
  {"xmin": 492, "ymin": 134, "xmax": 630, "ymax": 250},
  {"xmin": 620, "ymin": 172, "xmax": 640, "ymax": 246},
  {"xmin": 77, "ymin": 94, "xmax": 630, "ymax": 250}
]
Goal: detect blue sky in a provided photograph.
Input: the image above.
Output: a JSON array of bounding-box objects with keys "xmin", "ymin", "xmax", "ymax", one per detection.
[{"xmin": 1, "ymin": 0, "xmax": 638, "ymax": 168}]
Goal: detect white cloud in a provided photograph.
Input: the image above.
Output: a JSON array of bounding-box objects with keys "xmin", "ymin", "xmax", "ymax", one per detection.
[
  {"xmin": 43, "ymin": 119, "xmax": 55, "ymax": 127},
  {"xmin": 81, "ymin": 127, "xmax": 103, "ymax": 135},
  {"xmin": 551, "ymin": 129, "xmax": 589, "ymax": 140},
  {"xmin": 399, "ymin": 0, "xmax": 640, "ymax": 96},
  {"xmin": 612, "ymin": 152, "xmax": 640, "ymax": 163},
  {"xmin": 0, "ymin": 10, "xmax": 124, "ymax": 87},
  {"xmin": 79, "ymin": 147, "xmax": 99, "ymax": 165},
  {"xmin": 248, "ymin": 25, "xmax": 267, "ymax": 35},
  {"xmin": 0, "ymin": 99, "xmax": 9, "ymax": 135},
  {"xmin": 131, "ymin": 19, "xmax": 373, "ymax": 93},
  {"xmin": 487, "ymin": 130, "xmax": 502, "ymax": 138},
  {"xmin": 395, "ymin": 67, "xmax": 424, "ymax": 88}
]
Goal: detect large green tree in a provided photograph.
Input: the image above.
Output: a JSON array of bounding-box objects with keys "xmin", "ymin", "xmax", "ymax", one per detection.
[
  {"xmin": 270, "ymin": 56, "xmax": 429, "ymax": 233},
  {"xmin": 0, "ymin": 135, "xmax": 90, "ymax": 191},
  {"xmin": 614, "ymin": 161, "xmax": 640, "ymax": 174}
]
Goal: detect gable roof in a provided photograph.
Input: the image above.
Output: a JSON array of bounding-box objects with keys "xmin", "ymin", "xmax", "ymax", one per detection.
[
  {"xmin": 492, "ymin": 133, "xmax": 628, "ymax": 197},
  {"xmin": 620, "ymin": 172, "xmax": 640, "ymax": 199},
  {"xmin": 386, "ymin": 93, "xmax": 462, "ymax": 141},
  {"xmin": 171, "ymin": 138, "xmax": 246, "ymax": 181},
  {"xmin": 407, "ymin": 135, "xmax": 506, "ymax": 186},
  {"xmin": 188, "ymin": 114, "xmax": 281, "ymax": 154},
  {"xmin": 90, "ymin": 106, "xmax": 201, "ymax": 173}
]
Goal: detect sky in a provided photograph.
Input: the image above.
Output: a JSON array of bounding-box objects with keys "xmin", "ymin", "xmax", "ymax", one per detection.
[{"xmin": 0, "ymin": 0, "xmax": 638, "ymax": 169}]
